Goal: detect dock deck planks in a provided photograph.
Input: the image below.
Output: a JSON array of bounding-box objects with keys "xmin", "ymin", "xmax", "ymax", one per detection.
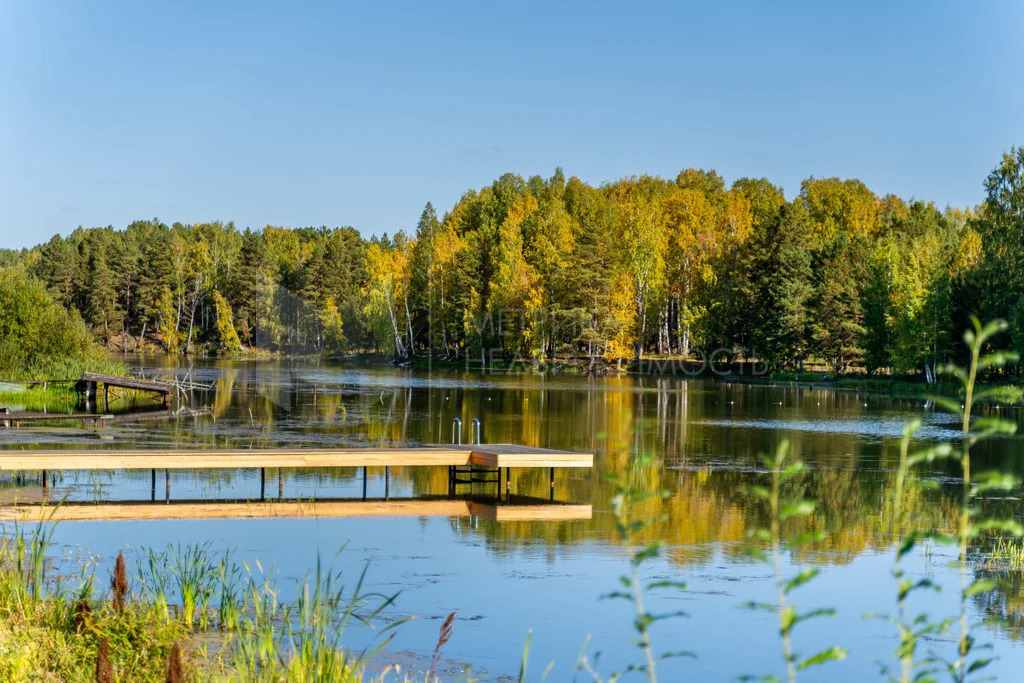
[
  {"xmin": 1, "ymin": 412, "xmax": 113, "ymax": 425},
  {"xmin": 0, "ymin": 444, "xmax": 593, "ymax": 471},
  {"xmin": 81, "ymin": 372, "xmax": 174, "ymax": 395}
]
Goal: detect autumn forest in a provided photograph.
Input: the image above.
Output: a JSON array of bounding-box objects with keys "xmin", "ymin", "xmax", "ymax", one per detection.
[{"xmin": 4, "ymin": 146, "xmax": 1024, "ymax": 380}]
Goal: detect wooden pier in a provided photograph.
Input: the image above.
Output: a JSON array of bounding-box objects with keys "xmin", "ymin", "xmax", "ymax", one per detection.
[
  {"xmin": 1, "ymin": 412, "xmax": 113, "ymax": 428},
  {"xmin": 0, "ymin": 444, "xmax": 591, "ymax": 471},
  {"xmin": 0, "ymin": 444, "xmax": 592, "ymax": 501},
  {"xmin": 79, "ymin": 372, "xmax": 174, "ymax": 404}
]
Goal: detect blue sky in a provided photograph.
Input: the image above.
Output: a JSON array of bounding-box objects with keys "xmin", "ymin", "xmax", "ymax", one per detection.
[{"xmin": 1, "ymin": 1, "xmax": 1022, "ymax": 249}]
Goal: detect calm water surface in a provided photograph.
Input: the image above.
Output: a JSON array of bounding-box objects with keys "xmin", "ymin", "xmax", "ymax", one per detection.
[{"xmin": 3, "ymin": 358, "xmax": 1024, "ymax": 681}]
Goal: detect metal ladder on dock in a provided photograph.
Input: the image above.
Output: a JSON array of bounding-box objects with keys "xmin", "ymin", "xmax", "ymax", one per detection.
[{"xmin": 448, "ymin": 418, "xmax": 501, "ymax": 493}]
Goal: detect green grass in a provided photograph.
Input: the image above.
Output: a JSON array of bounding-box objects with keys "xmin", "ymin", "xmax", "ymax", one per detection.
[
  {"xmin": 977, "ymin": 537, "xmax": 1024, "ymax": 572},
  {"xmin": 0, "ymin": 522, "xmax": 441, "ymax": 682}
]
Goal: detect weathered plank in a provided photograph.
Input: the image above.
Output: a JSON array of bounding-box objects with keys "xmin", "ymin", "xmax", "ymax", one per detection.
[
  {"xmin": 0, "ymin": 448, "xmax": 472, "ymax": 471},
  {"xmin": 81, "ymin": 372, "xmax": 174, "ymax": 395},
  {"xmin": 462, "ymin": 444, "xmax": 594, "ymax": 468},
  {"xmin": 0, "ymin": 445, "xmax": 592, "ymax": 470},
  {"xmin": 1, "ymin": 413, "xmax": 112, "ymax": 424}
]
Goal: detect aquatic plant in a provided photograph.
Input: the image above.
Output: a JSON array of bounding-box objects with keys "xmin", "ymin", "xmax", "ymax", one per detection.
[
  {"xmin": 741, "ymin": 440, "xmax": 846, "ymax": 682},
  {"xmin": 427, "ymin": 610, "xmax": 456, "ymax": 680},
  {"xmin": 574, "ymin": 451, "xmax": 691, "ymax": 682},
  {"xmin": 867, "ymin": 420, "xmax": 953, "ymax": 683},
  {"xmin": 931, "ymin": 318, "xmax": 1022, "ymax": 682}
]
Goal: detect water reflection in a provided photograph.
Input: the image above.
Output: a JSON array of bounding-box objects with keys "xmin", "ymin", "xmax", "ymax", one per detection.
[{"xmin": 2, "ymin": 357, "xmax": 1024, "ymax": 678}]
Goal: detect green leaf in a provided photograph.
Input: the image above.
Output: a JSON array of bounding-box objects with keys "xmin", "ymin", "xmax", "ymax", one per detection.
[
  {"xmin": 967, "ymin": 657, "xmax": 994, "ymax": 673},
  {"xmin": 902, "ymin": 419, "xmax": 923, "ymax": 438},
  {"xmin": 977, "ymin": 318, "xmax": 1008, "ymax": 344},
  {"xmin": 797, "ymin": 646, "xmax": 847, "ymax": 670},
  {"xmin": 971, "ymin": 417, "xmax": 1017, "ymax": 436},
  {"xmin": 973, "ymin": 471, "xmax": 1020, "ymax": 493},
  {"xmin": 978, "ymin": 350, "xmax": 1018, "ymax": 369},
  {"xmin": 964, "ymin": 579, "xmax": 997, "ymax": 598},
  {"xmin": 906, "ymin": 443, "xmax": 955, "ymax": 467},
  {"xmin": 783, "ymin": 568, "xmax": 819, "ymax": 595},
  {"xmin": 969, "ymin": 519, "xmax": 1024, "ymax": 538},
  {"xmin": 646, "ymin": 580, "xmax": 687, "ymax": 591},
  {"xmin": 780, "ymin": 500, "xmax": 815, "ymax": 521},
  {"xmin": 927, "ymin": 394, "xmax": 963, "ymax": 414},
  {"xmin": 788, "ymin": 530, "xmax": 827, "ymax": 548},
  {"xmin": 747, "ymin": 485, "xmax": 770, "ymax": 500}
]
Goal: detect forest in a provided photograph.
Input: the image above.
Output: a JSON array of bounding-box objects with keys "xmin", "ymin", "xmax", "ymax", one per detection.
[{"xmin": 2, "ymin": 146, "xmax": 1023, "ymax": 380}]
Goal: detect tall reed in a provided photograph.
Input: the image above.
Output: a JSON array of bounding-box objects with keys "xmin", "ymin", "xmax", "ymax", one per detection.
[{"xmin": 742, "ymin": 440, "xmax": 846, "ymax": 682}]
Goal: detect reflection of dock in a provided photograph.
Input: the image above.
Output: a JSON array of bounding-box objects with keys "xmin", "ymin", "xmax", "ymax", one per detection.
[{"xmin": 0, "ymin": 497, "xmax": 592, "ymax": 523}]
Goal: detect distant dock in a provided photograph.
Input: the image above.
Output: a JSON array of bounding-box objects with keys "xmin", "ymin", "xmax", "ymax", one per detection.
[{"xmin": 79, "ymin": 371, "xmax": 174, "ymax": 404}]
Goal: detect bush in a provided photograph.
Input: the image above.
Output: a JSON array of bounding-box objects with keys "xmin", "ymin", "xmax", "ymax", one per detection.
[{"xmin": 0, "ymin": 268, "xmax": 115, "ymax": 379}]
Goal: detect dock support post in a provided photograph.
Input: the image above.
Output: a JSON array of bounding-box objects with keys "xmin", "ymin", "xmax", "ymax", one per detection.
[
  {"xmin": 260, "ymin": 468, "xmax": 265, "ymax": 500},
  {"xmin": 384, "ymin": 466, "xmax": 390, "ymax": 501},
  {"xmin": 165, "ymin": 469, "xmax": 170, "ymax": 503},
  {"xmin": 278, "ymin": 468, "xmax": 284, "ymax": 499},
  {"xmin": 550, "ymin": 467, "xmax": 555, "ymax": 500},
  {"xmin": 104, "ymin": 385, "xmax": 109, "ymax": 411},
  {"xmin": 362, "ymin": 467, "xmax": 367, "ymax": 500},
  {"xmin": 151, "ymin": 469, "xmax": 156, "ymax": 501},
  {"xmin": 41, "ymin": 470, "xmax": 48, "ymax": 493}
]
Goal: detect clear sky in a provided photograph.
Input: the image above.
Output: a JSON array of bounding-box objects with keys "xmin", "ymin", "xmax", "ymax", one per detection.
[{"xmin": 1, "ymin": 1, "xmax": 1022, "ymax": 249}]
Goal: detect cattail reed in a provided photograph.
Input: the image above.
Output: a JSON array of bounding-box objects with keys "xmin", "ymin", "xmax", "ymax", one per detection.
[
  {"xmin": 165, "ymin": 641, "xmax": 184, "ymax": 683},
  {"xmin": 112, "ymin": 551, "xmax": 128, "ymax": 612},
  {"xmin": 96, "ymin": 636, "xmax": 114, "ymax": 683}
]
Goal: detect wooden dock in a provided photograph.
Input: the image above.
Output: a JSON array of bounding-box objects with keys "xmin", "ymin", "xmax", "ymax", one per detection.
[
  {"xmin": 0, "ymin": 444, "xmax": 592, "ymax": 499},
  {"xmin": 0, "ymin": 497, "xmax": 592, "ymax": 523},
  {"xmin": 79, "ymin": 372, "xmax": 174, "ymax": 404},
  {"xmin": 1, "ymin": 412, "xmax": 113, "ymax": 428},
  {"xmin": 0, "ymin": 444, "xmax": 592, "ymax": 471}
]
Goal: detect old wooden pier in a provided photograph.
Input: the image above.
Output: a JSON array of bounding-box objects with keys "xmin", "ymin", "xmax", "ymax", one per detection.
[{"xmin": 79, "ymin": 372, "xmax": 175, "ymax": 405}]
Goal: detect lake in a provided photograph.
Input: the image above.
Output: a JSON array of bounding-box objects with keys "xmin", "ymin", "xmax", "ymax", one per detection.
[{"xmin": 3, "ymin": 358, "xmax": 1023, "ymax": 681}]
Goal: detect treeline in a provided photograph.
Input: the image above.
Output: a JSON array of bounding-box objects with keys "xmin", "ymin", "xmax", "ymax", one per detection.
[{"xmin": 6, "ymin": 147, "xmax": 1024, "ymax": 378}]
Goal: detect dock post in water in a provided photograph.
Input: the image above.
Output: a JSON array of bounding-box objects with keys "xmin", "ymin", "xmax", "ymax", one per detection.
[
  {"xmin": 165, "ymin": 469, "xmax": 170, "ymax": 503},
  {"xmin": 260, "ymin": 468, "xmax": 265, "ymax": 500}
]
